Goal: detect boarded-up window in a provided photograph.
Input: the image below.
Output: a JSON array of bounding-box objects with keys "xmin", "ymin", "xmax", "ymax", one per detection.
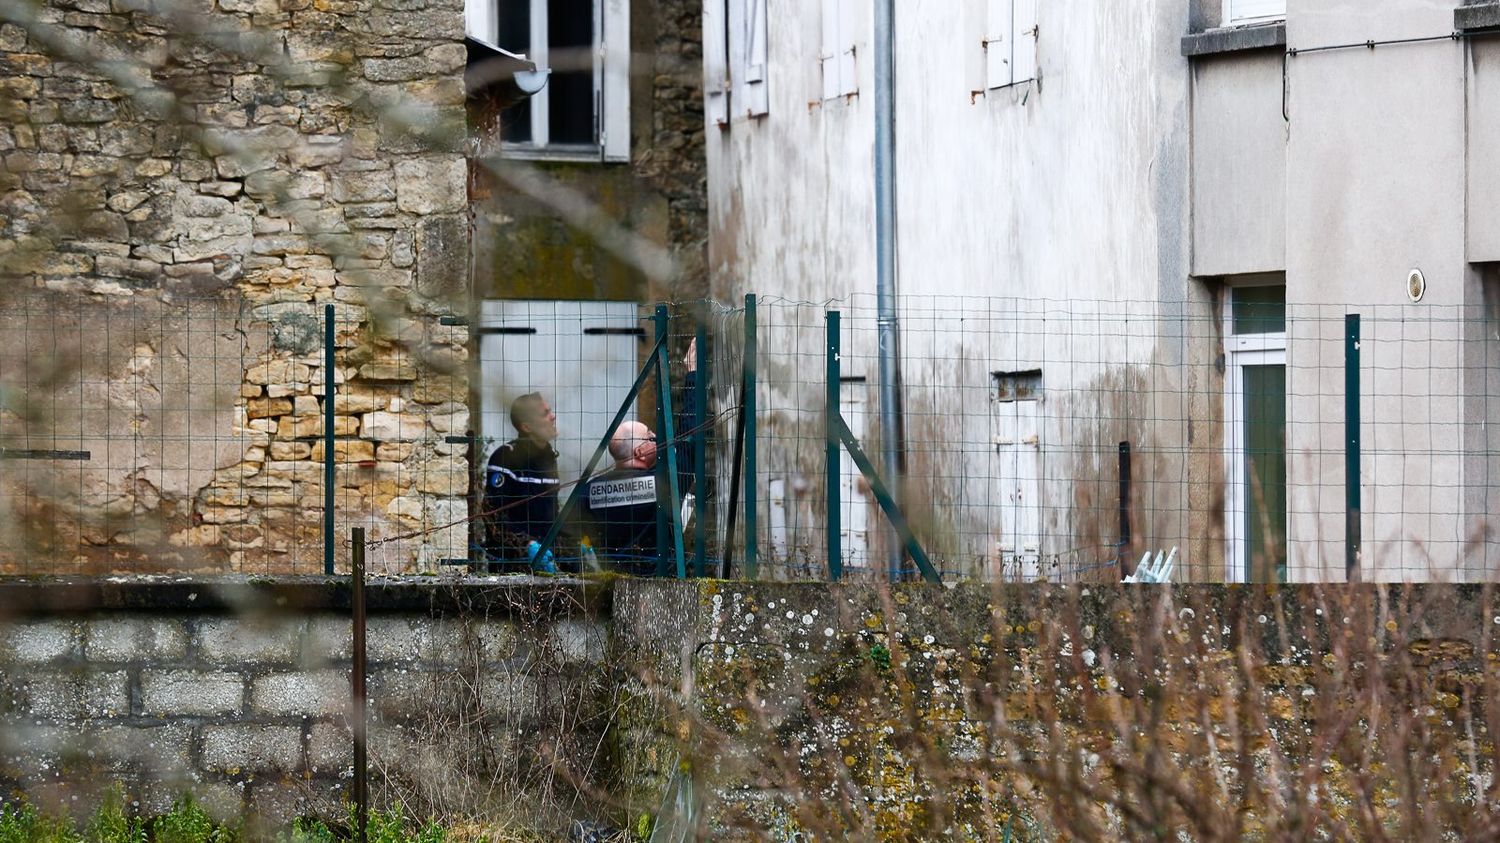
[
  {"xmin": 706, "ymin": 0, "xmax": 769, "ymax": 123},
  {"xmin": 985, "ymin": 0, "xmax": 1038, "ymax": 90},
  {"xmin": 704, "ymin": 0, "xmax": 730, "ymax": 125},
  {"xmin": 730, "ymin": 0, "xmax": 769, "ymax": 116},
  {"xmin": 821, "ymin": 0, "xmax": 857, "ymax": 99}
]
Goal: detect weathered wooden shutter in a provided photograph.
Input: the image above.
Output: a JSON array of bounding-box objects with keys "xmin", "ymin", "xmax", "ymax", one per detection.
[
  {"xmin": 704, "ymin": 0, "xmax": 730, "ymax": 126},
  {"xmin": 601, "ymin": 0, "xmax": 630, "ymax": 161}
]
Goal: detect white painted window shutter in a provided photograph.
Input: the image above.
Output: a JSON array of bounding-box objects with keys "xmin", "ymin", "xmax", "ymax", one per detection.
[
  {"xmin": 743, "ymin": 0, "xmax": 768, "ymax": 115},
  {"xmin": 984, "ymin": 0, "xmax": 1011, "ymax": 90},
  {"xmin": 836, "ymin": 0, "xmax": 857, "ymax": 95},
  {"xmin": 1226, "ymin": 0, "xmax": 1285, "ymax": 24},
  {"xmin": 601, "ymin": 0, "xmax": 630, "ymax": 161},
  {"xmin": 464, "ymin": 0, "xmax": 495, "ymax": 44},
  {"xmin": 820, "ymin": 0, "xmax": 840, "ymax": 100},
  {"xmin": 704, "ymin": 0, "xmax": 730, "ymax": 126},
  {"xmin": 1013, "ymin": 0, "xmax": 1037, "ymax": 83},
  {"xmin": 728, "ymin": 0, "xmax": 768, "ymax": 118}
]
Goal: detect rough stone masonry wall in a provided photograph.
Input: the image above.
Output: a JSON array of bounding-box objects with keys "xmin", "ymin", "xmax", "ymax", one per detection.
[
  {"xmin": 612, "ymin": 580, "xmax": 1500, "ymax": 840},
  {"xmin": 0, "ymin": 0, "xmax": 471, "ymax": 574},
  {"xmin": 0, "ymin": 579, "xmax": 612, "ymax": 830}
]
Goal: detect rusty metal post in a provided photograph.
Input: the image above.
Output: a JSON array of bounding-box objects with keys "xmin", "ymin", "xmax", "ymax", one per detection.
[{"xmin": 351, "ymin": 526, "xmax": 367, "ymax": 843}]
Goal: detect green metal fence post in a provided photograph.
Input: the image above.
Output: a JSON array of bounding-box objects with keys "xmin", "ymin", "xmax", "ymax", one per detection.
[
  {"xmin": 837, "ymin": 418, "xmax": 940, "ymax": 584},
  {"xmin": 654, "ymin": 308, "xmax": 669, "ymax": 575},
  {"xmin": 1345, "ymin": 313, "xmax": 1361, "ymax": 583},
  {"xmin": 693, "ymin": 322, "xmax": 708, "ymax": 577},
  {"xmin": 744, "ymin": 293, "xmax": 758, "ymax": 579},
  {"xmin": 323, "ymin": 304, "xmax": 335, "ymax": 576},
  {"xmin": 827, "ymin": 311, "xmax": 842, "ymax": 581},
  {"xmin": 655, "ymin": 305, "xmax": 687, "ymax": 579}
]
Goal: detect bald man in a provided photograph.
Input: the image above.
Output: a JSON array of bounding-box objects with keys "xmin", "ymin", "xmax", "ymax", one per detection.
[{"xmin": 583, "ymin": 420, "xmax": 662, "ymax": 575}]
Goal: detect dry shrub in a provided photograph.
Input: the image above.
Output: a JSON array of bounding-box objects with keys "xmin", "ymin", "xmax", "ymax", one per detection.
[{"xmin": 647, "ymin": 583, "xmax": 1500, "ymax": 841}]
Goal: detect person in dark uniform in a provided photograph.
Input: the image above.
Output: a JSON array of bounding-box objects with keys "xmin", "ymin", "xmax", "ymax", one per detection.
[
  {"xmin": 485, "ymin": 393, "xmax": 561, "ymax": 570},
  {"xmin": 583, "ymin": 420, "xmax": 661, "ymax": 576}
]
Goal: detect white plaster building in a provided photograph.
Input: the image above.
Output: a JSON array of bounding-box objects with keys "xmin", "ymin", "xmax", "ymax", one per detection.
[{"xmin": 702, "ymin": 0, "xmax": 1500, "ymax": 583}]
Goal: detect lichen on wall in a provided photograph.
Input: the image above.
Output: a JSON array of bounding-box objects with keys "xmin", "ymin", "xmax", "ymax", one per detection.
[{"xmin": 615, "ymin": 580, "xmax": 1500, "ymax": 840}]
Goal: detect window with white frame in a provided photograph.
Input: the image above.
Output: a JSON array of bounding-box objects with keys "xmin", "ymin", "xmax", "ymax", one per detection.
[
  {"xmin": 704, "ymin": 0, "xmax": 768, "ymax": 125},
  {"xmin": 1224, "ymin": 0, "xmax": 1284, "ymax": 26},
  {"xmin": 821, "ymin": 0, "xmax": 857, "ymax": 99},
  {"xmin": 1223, "ymin": 281, "xmax": 1288, "ymax": 584},
  {"xmin": 465, "ymin": 0, "xmax": 630, "ymax": 161},
  {"xmin": 985, "ymin": 0, "xmax": 1037, "ymax": 90}
]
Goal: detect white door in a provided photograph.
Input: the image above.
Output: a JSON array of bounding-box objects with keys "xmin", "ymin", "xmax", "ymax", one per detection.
[
  {"xmin": 1223, "ymin": 285, "xmax": 1288, "ymax": 583},
  {"xmin": 838, "ymin": 388, "xmax": 871, "ymax": 569},
  {"xmin": 477, "ymin": 301, "xmax": 643, "ymax": 486},
  {"xmin": 994, "ymin": 398, "xmax": 1041, "ymax": 580},
  {"xmin": 1225, "ymin": 346, "xmax": 1287, "ymax": 583}
]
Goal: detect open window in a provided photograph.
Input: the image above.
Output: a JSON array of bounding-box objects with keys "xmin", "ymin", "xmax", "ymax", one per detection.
[{"xmin": 467, "ymin": 0, "xmax": 630, "ymax": 161}]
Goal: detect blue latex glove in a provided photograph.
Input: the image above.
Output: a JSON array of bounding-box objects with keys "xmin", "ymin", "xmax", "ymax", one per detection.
[{"xmin": 526, "ymin": 540, "xmax": 557, "ymax": 574}]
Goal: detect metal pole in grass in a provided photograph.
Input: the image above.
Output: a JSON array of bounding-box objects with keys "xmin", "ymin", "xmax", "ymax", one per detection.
[
  {"xmin": 1118, "ymin": 441, "xmax": 1132, "ymax": 579},
  {"xmin": 744, "ymin": 293, "xmax": 758, "ymax": 579},
  {"xmin": 826, "ymin": 311, "xmax": 842, "ymax": 581},
  {"xmin": 1345, "ymin": 314, "xmax": 1362, "ymax": 582},
  {"xmin": 351, "ymin": 526, "xmax": 368, "ymax": 843},
  {"xmin": 324, "ymin": 304, "xmax": 336, "ymax": 576}
]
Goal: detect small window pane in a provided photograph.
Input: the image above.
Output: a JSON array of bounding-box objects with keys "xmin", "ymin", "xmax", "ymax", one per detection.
[
  {"xmin": 549, "ymin": 0, "xmax": 595, "ymax": 145},
  {"xmin": 1232, "ymin": 286, "xmax": 1286, "ymax": 335},
  {"xmin": 497, "ymin": 1, "xmax": 532, "ymax": 143}
]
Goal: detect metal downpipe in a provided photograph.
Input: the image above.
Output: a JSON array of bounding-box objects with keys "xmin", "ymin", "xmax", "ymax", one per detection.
[{"xmin": 874, "ymin": 0, "xmax": 904, "ymax": 581}]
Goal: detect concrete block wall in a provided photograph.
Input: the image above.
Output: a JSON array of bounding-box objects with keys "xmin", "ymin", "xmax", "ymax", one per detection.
[{"xmin": 0, "ymin": 578, "xmax": 611, "ymax": 825}]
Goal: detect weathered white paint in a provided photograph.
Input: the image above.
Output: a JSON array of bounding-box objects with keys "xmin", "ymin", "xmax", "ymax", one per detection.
[{"xmin": 706, "ymin": 0, "xmax": 1500, "ymax": 582}]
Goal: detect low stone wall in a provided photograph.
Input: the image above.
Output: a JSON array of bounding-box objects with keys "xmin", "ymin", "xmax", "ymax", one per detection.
[
  {"xmin": 0, "ymin": 578, "xmax": 611, "ymax": 830},
  {"xmin": 612, "ymin": 580, "xmax": 1500, "ymax": 840},
  {"xmin": 5, "ymin": 579, "xmax": 1493, "ymax": 838}
]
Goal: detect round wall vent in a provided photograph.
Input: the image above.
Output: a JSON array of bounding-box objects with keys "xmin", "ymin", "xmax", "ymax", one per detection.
[{"xmin": 1407, "ymin": 268, "xmax": 1426, "ymax": 303}]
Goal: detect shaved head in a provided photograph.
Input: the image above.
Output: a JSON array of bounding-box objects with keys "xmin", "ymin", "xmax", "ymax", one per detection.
[{"xmin": 609, "ymin": 421, "xmax": 656, "ymax": 469}]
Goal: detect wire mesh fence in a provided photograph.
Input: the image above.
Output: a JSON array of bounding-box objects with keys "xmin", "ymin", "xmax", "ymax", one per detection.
[
  {"xmin": 737, "ymin": 292, "xmax": 1500, "ymax": 584},
  {"xmin": 1, "ymin": 289, "xmax": 1496, "ymax": 582},
  {"xmin": 0, "ymin": 290, "xmax": 469, "ymax": 576}
]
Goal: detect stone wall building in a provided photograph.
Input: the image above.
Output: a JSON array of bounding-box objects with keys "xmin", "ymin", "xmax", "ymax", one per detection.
[
  {"xmin": 703, "ymin": 0, "xmax": 1500, "ymax": 583},
  {"xmin": 0, "ymin": 0, "xmax": 706, "ymax": 573},
  {"xmin": 0, "ymin": 0, "xmax": 474, "ymax": 573},
  {"xmin": 463, "ymin": 0, "xmax": 708, "ymax": 497}
]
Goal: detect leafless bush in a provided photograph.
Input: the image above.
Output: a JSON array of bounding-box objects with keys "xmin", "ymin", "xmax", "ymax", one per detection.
[{"xmin": 633, "ymin": 583, "xmax": 1500, "ymax": 841}]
